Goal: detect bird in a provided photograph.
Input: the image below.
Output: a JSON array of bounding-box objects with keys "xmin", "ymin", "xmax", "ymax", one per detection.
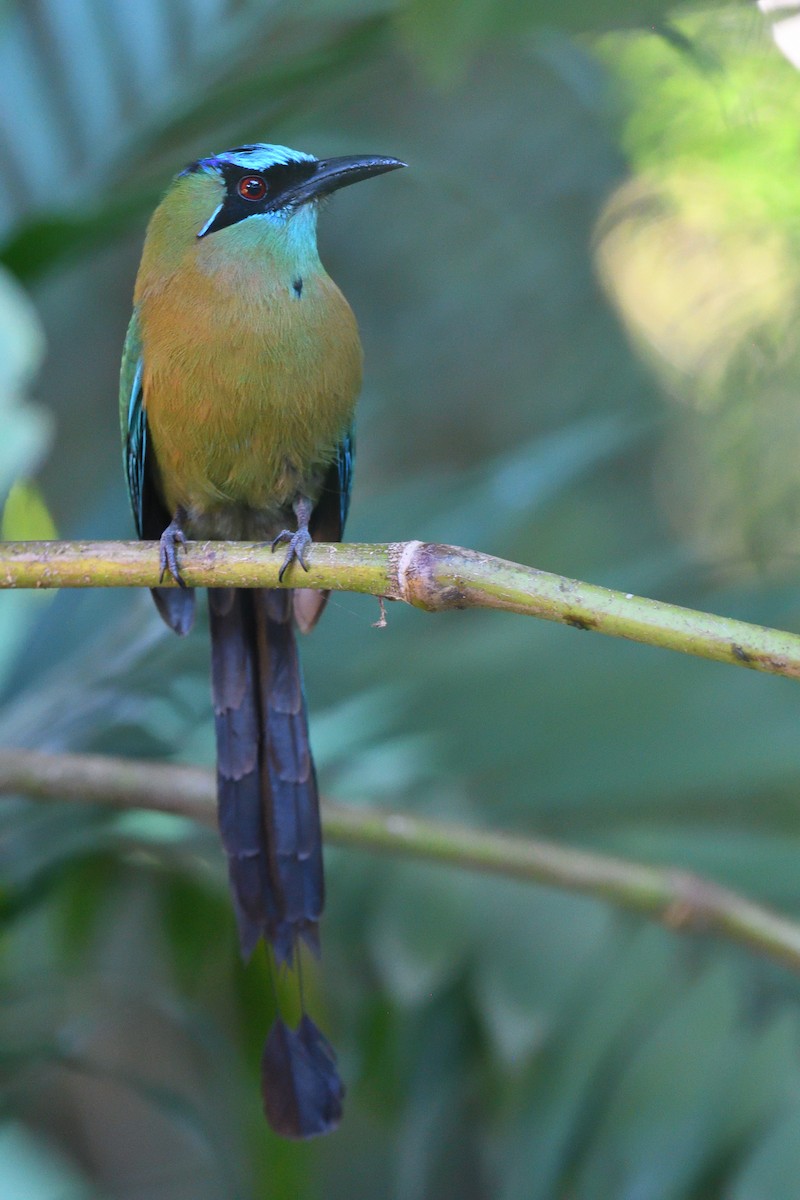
[{"xmin": 119, "ymin": 142, "xmax": 405, "ymax": 1137}]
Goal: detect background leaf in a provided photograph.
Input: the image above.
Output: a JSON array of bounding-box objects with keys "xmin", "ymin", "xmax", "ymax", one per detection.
[{"xmin": 3, "ymin": 1, "xmax": 800, "ymax": 1197}]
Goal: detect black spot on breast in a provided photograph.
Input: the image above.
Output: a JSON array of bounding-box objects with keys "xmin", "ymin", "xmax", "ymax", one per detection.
[{"xmin": 293, "ymin": 276, "xmax": 303, "ymax": 298}]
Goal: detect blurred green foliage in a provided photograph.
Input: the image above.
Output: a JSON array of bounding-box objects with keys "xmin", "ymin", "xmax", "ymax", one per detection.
[{"xmin": 2, "ymin": 0, "xmax": 800, "ymax": 1196}]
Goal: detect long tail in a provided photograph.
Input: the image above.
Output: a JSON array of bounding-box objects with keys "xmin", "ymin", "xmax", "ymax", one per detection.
[{"xmin": 208, "ymin": 586, "xmax": 343, "ymax": 1138}]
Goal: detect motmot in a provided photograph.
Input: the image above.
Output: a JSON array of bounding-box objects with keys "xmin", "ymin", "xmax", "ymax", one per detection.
[{"xmin": 120, "ymin": 143, "xmax": 404, "ymax": 1137}]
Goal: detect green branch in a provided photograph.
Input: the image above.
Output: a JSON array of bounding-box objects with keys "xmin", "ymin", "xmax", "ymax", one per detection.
[
  {"xmin": 1, "ymin": 539, "xmax": 800, "ymax": 678},
  {"xmin": 2, "ymin": 747, "xmax": 800, "ymax": 972}
]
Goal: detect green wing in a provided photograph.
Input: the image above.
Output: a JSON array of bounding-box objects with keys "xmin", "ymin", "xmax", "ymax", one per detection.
[
  {"xmin": 119, "ymin": 308, "xmax": 194, "ymax": 634},
  {"xmin": 120, "ymin": 309, "xmax": 169, "ymax": 540}
]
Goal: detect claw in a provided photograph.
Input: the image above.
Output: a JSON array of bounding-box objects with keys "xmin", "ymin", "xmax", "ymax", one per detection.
[
  {"xmin": 271, "ymin": 527, "xmax": 312, "ymax": 582},
  {"xmin": 159, "ymin": 516, "xmax": 188, "ymax": 587}
]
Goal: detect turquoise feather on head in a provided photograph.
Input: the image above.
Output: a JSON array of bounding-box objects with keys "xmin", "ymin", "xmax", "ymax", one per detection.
[
  {"xmin": 194, "ymin": 142, "xmax": 318, "ymax": 172},
  {"xmin": 189, "ymin": 141, "xmax": 316, "ymax": 175}
]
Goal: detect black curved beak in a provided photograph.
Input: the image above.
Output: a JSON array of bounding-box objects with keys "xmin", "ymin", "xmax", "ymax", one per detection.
[{"xmin": 267, "ymin": 155, "xmax": 407, "ymax": 212}]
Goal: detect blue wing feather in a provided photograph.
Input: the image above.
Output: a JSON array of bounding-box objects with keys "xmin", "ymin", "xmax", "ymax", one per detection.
[
  {"xmin": 308, "ymin": 428, "xmax": 354, "ymax": 545},
  {"xmin": 120, "ymin": 310, "xmax": 150, "ymax": 538},
  {"xmin": 335, "ymin": 429, "xmax": 355, "ymax": 536},
  {"xmin": 125, "ymin": 358, "xmax": 147, "ymax": 538}
]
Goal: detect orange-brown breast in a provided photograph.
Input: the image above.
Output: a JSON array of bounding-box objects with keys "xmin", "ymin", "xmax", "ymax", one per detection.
[{"xmin": 136, "ymin": 239, "xmax": 362, "ymax": 525}]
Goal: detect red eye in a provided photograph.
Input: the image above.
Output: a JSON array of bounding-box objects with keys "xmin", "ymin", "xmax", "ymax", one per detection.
[{"xmin": 237, "ymin": 174, "xmax": 267, "ymax": 201}]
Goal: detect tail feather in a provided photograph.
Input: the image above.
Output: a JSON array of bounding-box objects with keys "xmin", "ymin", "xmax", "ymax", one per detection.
[
  {"xmin": 209, "ymin": 585, "xmax": 342, "ymax": 1137},
  {"xmin": 152, "ymin": 585, "xmax": 195, "ymax": 636},
  {"xmin": 255, "ymin": 589, "xmax": 324, "ymax": 947},
  {"xmin": 262, "ymin": 1016, "xmax": 344, "ymax": 1138},
  {"xmin": 209, "ymin": 587, "xmax": 268, "ymax": 958}
]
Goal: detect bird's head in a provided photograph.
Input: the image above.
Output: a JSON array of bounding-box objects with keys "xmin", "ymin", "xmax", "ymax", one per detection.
[
  {"xmin": 138, "ymin": 142, "xmax": 404, "ymax": 286},
  {"xmin": 180, "ymin": 144, "xmax": 406, "ymax": 240}
]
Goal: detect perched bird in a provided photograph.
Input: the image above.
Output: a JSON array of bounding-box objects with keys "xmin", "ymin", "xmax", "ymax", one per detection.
[{"xmin": 120, "ymin": 142, "xmax": 405, "ymax": 1137}]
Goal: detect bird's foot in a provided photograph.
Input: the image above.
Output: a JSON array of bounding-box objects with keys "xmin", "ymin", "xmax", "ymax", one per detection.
[
  {"xmin": 159, "ymin": 516, "xmax": 188, "ymax": 587},
  {"xmin": 271, "ymin": 526, "xmax": 312, "ymax": 583}
]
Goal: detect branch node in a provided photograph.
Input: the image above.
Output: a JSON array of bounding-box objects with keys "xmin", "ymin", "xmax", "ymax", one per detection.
[{"xmin": 391, "ymin": 540, "xmax": 428, "ymax": 607}]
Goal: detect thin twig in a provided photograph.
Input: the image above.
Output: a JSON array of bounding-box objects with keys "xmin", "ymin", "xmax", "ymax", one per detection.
[
  {"xmin": 2, "ymin": 748, "xmax": 800, "ymax": 973},
  {"xmin": 1, "ymin": 539, "xmax": 799, "ymax": 679}
]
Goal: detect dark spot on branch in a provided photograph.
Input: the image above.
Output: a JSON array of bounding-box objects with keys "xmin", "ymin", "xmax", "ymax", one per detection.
[
  {"xmin": 731, "ymin": 644, "xmax": 752, "ymax": 663},
  {"xmin": 564, "ymin": 613, "xmax": 595, "ymax": 631},
  {"xmin": 293, "ymin": 276, "xmax": 303, "ymax": 298},
  {"xmin": 440, "ymin": 585, "xmax": 467, "ymax": 609}
]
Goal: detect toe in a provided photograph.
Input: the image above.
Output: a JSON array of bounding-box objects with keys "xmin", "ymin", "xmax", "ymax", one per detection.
[
  {"xmin": 159, "ymin": 531, "xmax": 186, "ymax": 587},
  {"xmin": 295, "ymin": 535, "xmax": 311, "ymax": 571},
  {"xmin": 276, "ymin": 531, "xmax": 312, "ymax": 581}
]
